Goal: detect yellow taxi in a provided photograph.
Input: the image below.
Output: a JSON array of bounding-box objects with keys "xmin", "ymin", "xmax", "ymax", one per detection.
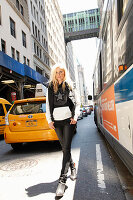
[
  {"xmin": 0, "ymin": 98, "xmax": 12, "ymax": 135},
  {"xmin": 4, "ymin": 97, "xmax": 58, "ymax": 150}
]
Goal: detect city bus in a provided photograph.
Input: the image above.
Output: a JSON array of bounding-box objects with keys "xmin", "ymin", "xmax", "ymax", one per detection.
[{"xmin": 93, "ymin": 0, "xmax": 133, "ymax": 175}]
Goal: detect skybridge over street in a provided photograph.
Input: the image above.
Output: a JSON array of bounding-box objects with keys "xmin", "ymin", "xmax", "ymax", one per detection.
[{"xmin": 63, "ymin": 8, "xmax": 100, "ymax": 43}]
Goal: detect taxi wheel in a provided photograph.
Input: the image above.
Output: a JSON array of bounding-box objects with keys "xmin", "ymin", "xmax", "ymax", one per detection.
[{"xmin": 11, "ymin": 143, "xmax": 23, "ymax": 151}]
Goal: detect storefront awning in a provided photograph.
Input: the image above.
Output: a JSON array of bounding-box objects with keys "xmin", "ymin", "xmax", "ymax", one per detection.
[{"xmin": 0, "ymin": 51, "xmax": 48, "ymax": 84}]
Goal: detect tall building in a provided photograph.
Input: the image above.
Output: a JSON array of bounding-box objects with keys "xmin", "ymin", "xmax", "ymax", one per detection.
[
  {"xmin": 77, "ymin": 63, "xmax": 88, "ymax": 105},
  {"xmin": 44, "ymin": 0, "xmax": 66, "ymax": 69},
  {"xmin": 0, "ymin": 0, "xmax": 49, "ymax": 101},
  {"xmin": 0, "ymin": 0, "xmax": 32, "ymax": 67},
  {"xmin": 27, "ymin": 0, "xmax": 50, "ymax": 79},
  {"xmin": 97, "ymin": 0, "xmax": 105, "ymax": 18},
  {"xmin": 66, "ymin": 42, "xmax": 75, "ymax": 82},
  {"xmin": 0, "ymin": 0, "xmax": 33, "ymax": 100}
]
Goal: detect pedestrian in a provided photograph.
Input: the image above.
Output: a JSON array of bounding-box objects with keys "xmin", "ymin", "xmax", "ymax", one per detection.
[{"xmin": 46, "ymin": 63, "xmax": 80, "ymax": 196}]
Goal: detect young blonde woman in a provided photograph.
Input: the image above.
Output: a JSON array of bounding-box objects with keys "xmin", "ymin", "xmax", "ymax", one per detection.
[{"xmin": 46, "ymin": 63, "xmax": 80, "ymax": 196}]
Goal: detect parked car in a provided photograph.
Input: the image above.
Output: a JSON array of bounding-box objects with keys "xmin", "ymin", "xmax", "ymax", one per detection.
[
  {"xmin": 78, "ymin": 109, "xmax": 83, "ymax": 120},
  {"xmin": 0, "ymin": 98, "xmax": 12, "ymax": 135},
  {"xmin": 88, "ymin": 105, "xmax": 93, "ymax": 111},
  {"xmin": 4, "ymin": 97, "xmax": 58, "ymax": 150},
  {"xmin": 85, "ymin": 107, "xmax": 91, "ymax": 115},
  {"xmin": 80, "ymin": 107, "xmax": 88, "ymax": 117}
]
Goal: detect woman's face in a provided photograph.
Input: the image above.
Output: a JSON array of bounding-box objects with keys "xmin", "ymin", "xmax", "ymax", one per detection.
[{"xmin": 55, "ymin": 67, "xmax": 65, "ymax": 83}]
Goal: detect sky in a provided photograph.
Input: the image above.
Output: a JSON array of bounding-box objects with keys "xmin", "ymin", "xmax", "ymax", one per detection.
[{"xmin": 58, "ymin": 0, "xmax": 98, "ymax": 95}]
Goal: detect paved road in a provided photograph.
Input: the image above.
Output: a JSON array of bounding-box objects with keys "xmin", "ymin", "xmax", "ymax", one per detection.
[{"xmin": 0, "ymin": 113, "xmax": 129, "ymax": 200}]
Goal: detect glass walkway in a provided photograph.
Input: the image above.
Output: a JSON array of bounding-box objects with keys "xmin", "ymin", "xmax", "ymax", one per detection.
[{"xmin": 63, "ymin": 8, "xmax": 100, "ymax": 42}]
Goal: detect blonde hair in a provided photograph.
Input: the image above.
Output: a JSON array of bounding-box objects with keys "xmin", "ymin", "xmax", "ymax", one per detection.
[{"xmin": 49, "ymin": 63, "xmax": 71, "ymax": 93}]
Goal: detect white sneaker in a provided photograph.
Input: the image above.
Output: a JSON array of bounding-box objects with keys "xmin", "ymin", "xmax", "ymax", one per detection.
[
  {"xmin": 56, "ymin": 181, "xmax": 66, "ymax": 196},
  {"xmin": 70, "ymin": 168, "xmax": 77, "ymax": 181}
]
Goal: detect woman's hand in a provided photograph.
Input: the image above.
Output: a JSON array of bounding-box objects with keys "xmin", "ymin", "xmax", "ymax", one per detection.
[
  {"xmin": 48, "ymin": 121, "xmax": 55, "ymax": 129},
  {"xmin": 70, "ymin": 118, "xmax": 77, "ymax": 124}
]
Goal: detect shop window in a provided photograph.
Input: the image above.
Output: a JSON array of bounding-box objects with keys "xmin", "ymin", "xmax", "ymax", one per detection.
[
  {"xmin": 16, "ymin": 50, "xmax": 20, "ymax": 62},
  {"xmin": 1, "ymin": 39, "xmax": 6, "ymax": 53},
  {"xmin": 10, "ymin": 17, "xmax": 16, "ymax": 38},
  {"xmin": 11, "ymin": 46, "xmax": 15, "ymax": 59},
  {"xmin": 22, "ymin": 31, "xmax": 26, "ymax": 48}
]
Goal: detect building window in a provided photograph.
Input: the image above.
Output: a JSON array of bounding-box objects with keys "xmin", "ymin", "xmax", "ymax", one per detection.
[
  {"xmin": 45, "ymin": 73, "xmax": 49, "ymax": 80},
  {"xmin": 10, "ymin": 17, "xmax": 16, "ymax": 38},
  {"xmin": 23, "ymin": 56, "xmax": 26, "ymax": 64},
  {"xmin": 117, "ymin": 0, "xmax": 129, "ymax": 25},
  {"xmin": 34, "ymin": 42, "xmax": 36, "ymax": 54},
  {"xmin": 42, "ymin": 35, "xmax": 43, "ymax": 45},
  {"xmin": 36, "ymin": 11, "xmax": 38, "ymax": 22},
  {"xmin": 22, "ymin": 31, "xmax": 26, "ymax": 48},
  {"xmin": 27, "ymin": 59, "xmax": 30, "ymax": 66},
  {"xmin": 16, "ymin": 0, "xmax": 19, "ymax": 10},
  {"xmin": 38, "ymin": 30, "xmax": 40, "ymax": 41},
  {"xmin": 32, "ymin": 21, "xmax": 34, "ymax": 35},
  {"xmin": 0, "ymin": 6, "xmax": 1, "ymax": 25},
  {"xmin": 20, "ymin": 5, "xmax": 24, "ymax": 16},
  {"xmin": 40, "ymin": 49, "xmax": 42, "ymax": 59},
  {"xmin": 11, "ymin": 46, "xmax": 15, "ymax": 59},
  {"xmin": 33, "ymin": 6, "xmax": 36, "ymax": 18},
  {"xmin": 37, "ymin": 46, "xmax": 39, "ymax": 56},
  {"xmin": 123, "ymin": 0, "xmax": 129, "ymax": 13},
  {"xmin": 36, "ymin": 66, "xmax": 43, "ymax": 75},
  {"xmin": 1, "ymin": 39, "xmax": 6, "ymax": 53},
  {"xmin": 30, "ymin": 1, "xmax": 33, "ymax": 14},
  {"xmin": 46, "ymin": 41, "xmax": 48, "ymax": 50},
  {"xmin": 35, "ymin": 25, "xmax": 37, "ymax": 38},
  {"xmin": 16, "ymin": 50, "xmax": 20, "ymax": 62}
]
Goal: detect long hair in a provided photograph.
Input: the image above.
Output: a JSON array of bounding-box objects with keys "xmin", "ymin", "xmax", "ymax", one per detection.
[{"xmin": 49, "ymin": 63, "xmax": 72, "ymax": 93}]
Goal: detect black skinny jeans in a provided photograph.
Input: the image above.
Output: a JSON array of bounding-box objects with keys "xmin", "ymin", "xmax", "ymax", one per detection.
[{"xmin": 55, "ymin": 119, "xmax": 76, "ymax": 176}]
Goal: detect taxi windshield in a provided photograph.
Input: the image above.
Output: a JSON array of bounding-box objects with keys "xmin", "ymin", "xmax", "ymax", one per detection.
[{"xmin": 10, "ymin": 101, "xmax": 46, "ymax": 115}]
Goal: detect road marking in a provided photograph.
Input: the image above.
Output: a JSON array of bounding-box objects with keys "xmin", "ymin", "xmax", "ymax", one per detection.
[{"xmin": 96, "ymin": 144, "xmax": 106, "ymax": 191}]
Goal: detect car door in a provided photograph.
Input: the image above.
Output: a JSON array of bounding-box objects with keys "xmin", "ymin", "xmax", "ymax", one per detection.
[{"xmin": 0, "ymin": 103, "xmax": 6, "ymax": 134}]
